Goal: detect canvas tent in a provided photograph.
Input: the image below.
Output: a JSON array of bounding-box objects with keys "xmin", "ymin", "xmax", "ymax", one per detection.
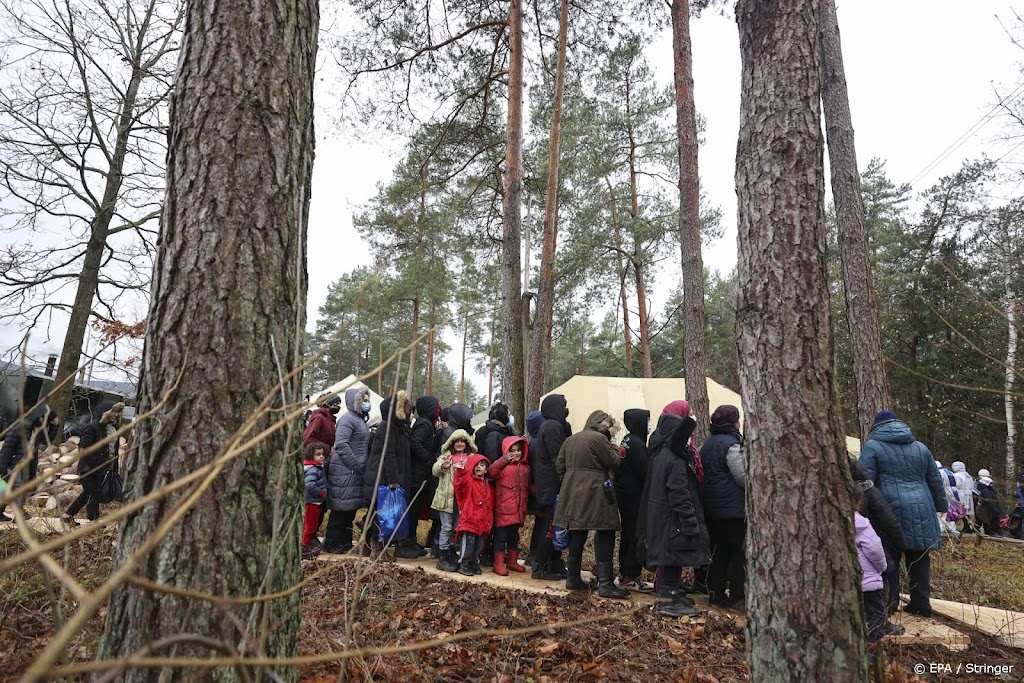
[
  {"xmin": 537, "ymin": 375, "xmax": 861, "ymax": 455},
  {"xmin": 308, "ymin": 375, "xmax": 385, "ymax": 423}
]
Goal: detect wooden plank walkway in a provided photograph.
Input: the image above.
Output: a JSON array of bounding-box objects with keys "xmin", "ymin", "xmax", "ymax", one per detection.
[{"xmin": 925, "ymin": 597, "xmax": 1024, "ymax": 649}]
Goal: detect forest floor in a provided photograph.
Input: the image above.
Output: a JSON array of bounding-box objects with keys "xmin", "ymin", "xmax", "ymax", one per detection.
[{"xmin": 3, "ymin": 510, "xmax": 1024, "ymax": 682}]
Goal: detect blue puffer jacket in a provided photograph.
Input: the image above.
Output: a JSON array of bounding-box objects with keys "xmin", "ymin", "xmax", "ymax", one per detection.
[
  {"xmin": 328, "ymin": 388, "xmax": 370, "ymax": 511},
  {"xmin": 304, "ymin": 461, "xmax": 328, "ymax": 504},
  {"xmin": 859, "ymin": 419, "xmax": 947, "ymax": 551},
  {"xmin": 700, "ymin": 429, "xmax": 744, "ymax": 521}
]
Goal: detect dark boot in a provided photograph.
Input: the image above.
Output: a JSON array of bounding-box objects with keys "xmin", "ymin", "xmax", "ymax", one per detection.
[
  {"xmin": 565, "ymin": 557, "xmax": 588, "ymax": 591},
  {"xmin": 657, "ymin": 588, "xmax": 699, "ymax": 618},
  {"xmin": 597, "ymin": 562, "xmax": 630, "ymax": 599},
  {"xmin": 549, "ymin": 552, "xmax": 568, "ymax": 579},
  {"xmin": 532, "ymin": 561, "xmax": 563, "ymax": 581},
  {"xmin": 458, "ymin": 560, "xmax": 475, "ymax": 576},
  {"xmin": 436, "ymin": 547, "xmax": 459, "ymax": 572}
]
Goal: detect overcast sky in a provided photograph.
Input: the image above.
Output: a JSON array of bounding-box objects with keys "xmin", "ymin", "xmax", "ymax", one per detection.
[{"xmin": 5, "ymin": 1, "xmax": 1022, "ymax": 399}]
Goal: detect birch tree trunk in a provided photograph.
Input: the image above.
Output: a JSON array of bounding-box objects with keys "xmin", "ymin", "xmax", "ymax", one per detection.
[
  {"xmin": 1006, "ymin": 282, "xmax": 1018, "ymax": 487},
  {"xmin": 820, "ymin": 0, "xmax": 892, "ymax": 442},
  {"xmin": 501, "ymin": 0, "xmax": 525, "ymax": 425},
  {"xmin": 735, "ymin": 0, "xmax": 868, "ymax": 679},
  {"xmin": 672, "ymin": 0, "xmax": 710, "ymax": 444},
  {"xmin": 526, "ymin": 0, "xmax": 568, "ymax": 412},
  {"xmin": 95, "ymin": 0, "xmax": 317, "ymax": 679}
]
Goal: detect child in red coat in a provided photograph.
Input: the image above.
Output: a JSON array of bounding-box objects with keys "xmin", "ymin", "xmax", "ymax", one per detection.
[
  {"xmin": 488, "ymin": 436, "xmax": 531, "ymax": 576},
  {"xmin": 454, "ymin": 452, "xmax": 494, "ymax": 576}
]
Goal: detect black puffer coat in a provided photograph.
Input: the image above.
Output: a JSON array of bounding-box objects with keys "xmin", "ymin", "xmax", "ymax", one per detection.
[
  {"xmin": 531, "ymin": 394, "xmax": 572, "ymax": 508},
  {"xmin": 440, "ymin": 403, "xmax": 474, "ymax": 443},
  {"xmin": 700, "ymin": 428, "xmax": 744, "ymax": 521},
  {"xmin": 78, "ymin": 401, "xmax": 119, "ymax": 478},
  {"xmin": 363, "ymin": 393, "xmax": 412, "ymax": 504},
  {"xmin": 410, "ymin": 396, "xmax": 441, "ymax": 495},
  {"xmin": 481, "ymin": 418, "xmax": 514, "ymax": 463},
  {"xmin": 614, "ymin": 409, "xmax": 650, "ymax": 503},
  {"xmin": 0, "ymin": 405, "xmax": 50, "ymax": 478},
  {"xmin": 645, "ymin": 416, "xmax": 710, "ymax": 569}
]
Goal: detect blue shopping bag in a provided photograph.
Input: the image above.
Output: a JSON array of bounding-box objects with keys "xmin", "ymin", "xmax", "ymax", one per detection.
[{"xmin": 377, "ymin": 484, "xmax": 411, "ymax": 544}]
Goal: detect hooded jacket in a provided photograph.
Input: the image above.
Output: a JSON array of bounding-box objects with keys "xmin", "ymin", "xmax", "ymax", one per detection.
[
  {"xmin": 431, "ymin": 429, "xmax": 477, "ymax": 514},
  {"xmin": 481, "ymin": 418, "xmax": 514, "ymax": 464},
  {"xmin": 615, "ymin": 409, "xmax": 650, "ymax": 503},
  {"xmin": 532, "ymin": 394, "xmax": 572, "ymax": 508},
  {"xmin": 77, "ymin": 400, "xmax": 123, "ymax": 479},
  {"xmin": 363, "ymin": 392, "xmax": 412, "ymax": 504},
  {"xmin": 951, "ymin": 461, "xmax": 976, "ymax": 516},
  {"xmin": 644, "ymin": 416, "xmax": 710, "ymax": 569},
  {"xmin": 859, "ymin": 418, "xmax": 947, "ymax": 551},
  {"xmin": 411, "ymin": 396, "xmax": 442, "ymax": 489},
  {"xmin": 303, "ymin": 403, "xmax": 338, "ymax": 447},
  {"xmin": 850, "ymin": 459, "xmax": 906, "ymax": 559},
  {"xmin": 303, "ymin": 460, "xmax": 328, "ymax": 504},
  {"xmin": 328, "ymin": 388, "xmax": 370, "ymax": 511},
  {"xmin": 440, "ymin": 403, "xmax": 475, "ymax": 443},
  {"xmin": 553, "ymin": 410, "xmax": 621, "ymax": 531},
  {"xmin": 0, "ymin": 404, "xmax": 51, "ymax": 478},
  {"xmin": 700, "ymin": 421, "xmax": 745, "ymax": 521},
  {"xmin": 454, "ymin": 452, "xmax": 494, "ymax": 535},
  {"xmin": 855, "ymin": 511, "xmax": 887, "ymax": 592},
  {"xmin": 488, "ymin": 436, "xmax": 531, "ymax": 527}
]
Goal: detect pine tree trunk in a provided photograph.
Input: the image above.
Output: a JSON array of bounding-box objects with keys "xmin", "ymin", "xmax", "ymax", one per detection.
[
  {"xmin": 407, "ymin": 295, "xmax": 421, "ymax": 395},
  {"xmin": 501, "ymin": 0, "xmax": 525, "ymax": 425},
  {"xmin": 1006, "ymin": 286, "xmax": 1018, "ymax": 487},
  {"xmin": 526, "ymin": 0, "xmax": 568, "ymax": 412},
  {"xmin": 735, "ymin": 0, "xmax": 868, "ymax": 679},
  {"xmin": 672, "ymin": 0, "xmax": 710, "ymax": 444},
  {"xmin": 378, "ymin": 338, "xmax": 384, "ymax": 395},
  {"xmin": 460, "ymin": 318, "xmax": 468, "ymax": 403},
  {"xmin": 96, "ymin": 0, "xmax": 317, "ymax": 679},
  {"xmin": 820, "ymin": 0, "xmax": 892, "ymax": 442},
  {"xmin": 607, "ymin": 179, "xmax": 634, "ymax": 374},
  {"xmin": 633, "ymin": 239, "xmax": 653, "ymax": 377},
  {"xmin": 426, "ymin": 319, "xmax": 435, "ymax": 396}
]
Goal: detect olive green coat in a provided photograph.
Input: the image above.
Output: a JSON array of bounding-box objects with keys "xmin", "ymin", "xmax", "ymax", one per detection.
[{"xmin": 553, "ymin": 410, "xmax": 621, "ymax": 531}]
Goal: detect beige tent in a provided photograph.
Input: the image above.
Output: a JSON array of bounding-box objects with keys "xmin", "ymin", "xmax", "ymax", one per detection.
[
  {"xmin": 541, "ymin": 375, "xmax": 861, "ymax": 455},
  {"xmin": 308, "ymin": 375, "xmax": 385, "ymax": 422}
]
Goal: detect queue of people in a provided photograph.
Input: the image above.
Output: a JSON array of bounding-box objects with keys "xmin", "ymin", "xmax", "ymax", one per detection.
[{"xmin": 299, "ymin": 389, "xmax": 752, "ymax": 620}]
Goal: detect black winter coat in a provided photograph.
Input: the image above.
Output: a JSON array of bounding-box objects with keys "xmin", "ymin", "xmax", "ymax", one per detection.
[
  {"xmin": 481, "ymin": 419, "xmax": 514, "ymax": 464},
  {"xmin": 532, "ymin": 394, "xmax": 572, "ymax": 507},
  {"xmin": 614, "ymin": 408, "xmax": 650, "ymax": 505},
  {"xmin": 78, "ymin": 401, "xmax": 120, "ymax": 480},
  {"xmin": 440, "ymin": 403, "xmax": 475, "ymax": 443},
  {"xmin": 636, "ymin": 413, "xmax": 684, "ymax": 553},
  {"xmin": 700, "ymin": 429, "xmax": 744, "ymax": 521},
  {"xmin": 644, "ymin": 417, "xmax": 710, "ymax": 570},
  {"xmin": 410, "ymin": 396, "xmax": 441, "ymax": 489},
  {"xmin": 0, "ymin": 405, "xmax": 50, "ymax": 478},
  {"xmin": 363, "ymin": 395, "xmax": 412, "ymax": 504},
  {"xmin": 849, "ymin": 459, "xmax": 907, "ymax": 558}
]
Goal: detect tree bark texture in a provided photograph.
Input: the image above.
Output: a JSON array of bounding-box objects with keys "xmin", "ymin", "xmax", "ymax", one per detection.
[
  {"xmin": 1005, "ymin": 283, "xmax": 1018, "ymax": 487},
  {"xmin": 672, "ymin": 0, "xmax": 711, "ymax": 445},
  {"xmin": 624, "ymin": 80, "xmax": 653, "ymax": 378},
  {"xmin": 526, "ymin": 0, "xmax": 568, "ymax": 412},
  {"xmin": 97, "ymin": 0, "xmax": 317, "ymax": 679},
  {"xmin": 500, "ymin": 0, "xmax": 525, "ymax": 425},
  {"xmin": 734, "ymin": 0, "xmax": 868, "ymax": 679},
  {"xmin": 819, "ymin": 0, "xmax": 892, "ymax": 442}
]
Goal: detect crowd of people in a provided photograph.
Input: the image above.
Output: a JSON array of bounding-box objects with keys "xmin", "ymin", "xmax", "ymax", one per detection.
[{"xmin": 300, "ymin": 387, "xmax": 751, "ymax": 618}]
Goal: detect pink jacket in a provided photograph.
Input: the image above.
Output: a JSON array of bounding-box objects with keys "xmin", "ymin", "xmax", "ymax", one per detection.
[{"xmin": 856, "ymin": 512, "xmax": 887, "ymax": 592}]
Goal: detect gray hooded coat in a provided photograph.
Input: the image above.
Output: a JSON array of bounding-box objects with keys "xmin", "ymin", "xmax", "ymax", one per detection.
[{"xmin": 328, "ymin": 388, "xmax": 370, "ymax": 511}]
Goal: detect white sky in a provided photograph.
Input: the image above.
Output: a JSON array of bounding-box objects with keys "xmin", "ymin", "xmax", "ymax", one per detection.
[{"xmin": 5, "ymin": 0, "xmax": 1022, "ymax": 399}]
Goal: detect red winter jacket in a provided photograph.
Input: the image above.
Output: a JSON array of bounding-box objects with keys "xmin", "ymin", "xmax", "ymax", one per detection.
[
  {"xmin": 454, "ymin": 453, "xmax": 495, "ymax": 536},
  {"xmin": 488, "ymin": 436, "xmax": 531, "ymax": 528},
  {"xmin": 303, "ymin": 405, "xmax": 337, "ymax": 447}
]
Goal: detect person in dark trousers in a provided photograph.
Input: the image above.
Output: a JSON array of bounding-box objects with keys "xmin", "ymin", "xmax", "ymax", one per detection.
[
  {"xmin": 859, "ymin": 410, "xmax": 947, "ymax": 617},
  {"xmin": 363, "ymin": 391, "xmax": 417, "ymax": 559},
  {"xmin": 530, "ymin": 394, "xmax": 571, "ymax": 580},
  {"xmin": 854, "ymin": 487, "xmax": 889, "ymax": 651},
  {"xmin": 615, "ymin": 408, "xmax": 653, "ymax": 592},
  {"xmin": 410, "ymin": 395, "xmax": 442, "ymax": 556},
  {"xmin": 645, "ymin": 415, "xmax": 708, "ymax": 617},
  {"xmin": 554, "ymin": 410, "xmax": 629, "ymax": 599},
  {"xmin": 324, "ymin": 387, "xmax": 371, "ymax": 553},
  {"xmin": 62, "ymin": 401, "xmax": 124, "ymax": 523},
  {"xmin": 700, "ymin": 405, "xmax": 746, "ymax": 610},
  {"xmin": 0, "ymin": 404, "xmax": 53, "ymax": 520},
  {"xmin": 303, "ymin": 395, "xmax": 341, "ymax": 447},
  {"xmin": 976, "ymin": 475, "xmax": 1008, "ymax": 536}
]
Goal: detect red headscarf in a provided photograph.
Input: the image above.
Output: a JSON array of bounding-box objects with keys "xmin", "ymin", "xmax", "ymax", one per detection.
[{"xmin": 662, "ymin": 400, "xmax": 704, "ymax": 487}]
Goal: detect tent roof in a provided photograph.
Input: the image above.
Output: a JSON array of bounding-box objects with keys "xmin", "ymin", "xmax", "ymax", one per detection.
[
  {"xmin": 540, "ymin": 375, "xmax": 860, "ymax": 455},
  {"xmin": 308, "ymin": 375, "xmax": 385, "ymax": 421}
]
